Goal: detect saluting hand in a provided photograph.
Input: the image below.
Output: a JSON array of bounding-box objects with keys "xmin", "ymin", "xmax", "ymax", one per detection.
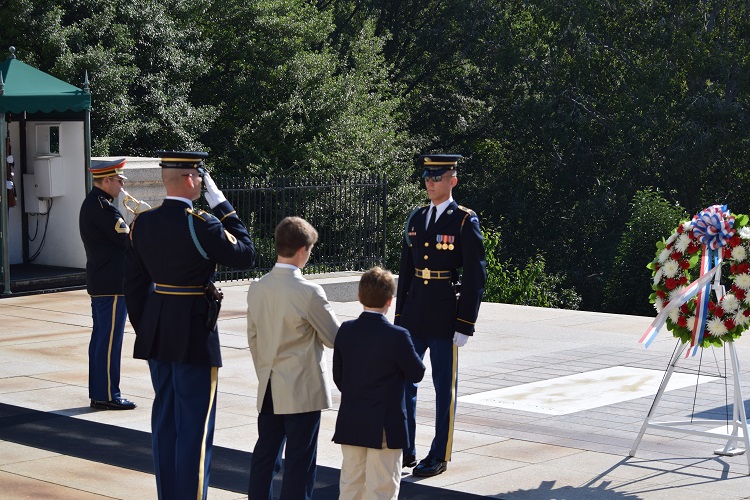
[{"xmin": 202, "ymin": 172, "xmax": 227, "ymax": 209}]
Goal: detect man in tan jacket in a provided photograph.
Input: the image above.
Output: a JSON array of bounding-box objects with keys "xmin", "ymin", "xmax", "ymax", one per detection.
[{"xmin": 246, "ymin": 216, "xmax": 340, "ymax": 499}]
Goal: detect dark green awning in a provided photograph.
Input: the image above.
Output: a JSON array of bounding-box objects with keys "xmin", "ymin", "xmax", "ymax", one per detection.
[{"xmin": 0, "ymin": 56, "xmax": 90, "ymax": 114}]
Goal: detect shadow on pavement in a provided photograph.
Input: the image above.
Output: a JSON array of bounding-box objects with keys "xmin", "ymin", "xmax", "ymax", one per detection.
[{"xmin": 0, "ymin": 402, "xmax": 485, "ymax": 499}]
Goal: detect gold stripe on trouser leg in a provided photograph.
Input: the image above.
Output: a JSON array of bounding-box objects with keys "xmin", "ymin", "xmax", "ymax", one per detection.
[
  {"xmin": 106, "ymin": 298, "xmax": 117, "ymax": 401},
  {"xmin": 445, "ymin": 343, "xmax": 458, "ymax": 461},
  {"xmin": 197, "ymin": 366, "xmax": 218, "ymax": 500}
]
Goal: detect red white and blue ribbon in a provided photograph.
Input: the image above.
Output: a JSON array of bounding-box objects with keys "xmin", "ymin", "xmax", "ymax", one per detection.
[
  {"xmin": 640, "ymin": 205, "xmax": 734, "ymax": 355},
  {"xmin": 686, "ymin": 247, "xmax": 718, "ymax": 357},
  {"xmin": 692, "ymin": 205, "xmax": 735, "ymax": 250},
  {"xmin": 639, "ymin": 265, "xmax": 720, "ymax": 348}
]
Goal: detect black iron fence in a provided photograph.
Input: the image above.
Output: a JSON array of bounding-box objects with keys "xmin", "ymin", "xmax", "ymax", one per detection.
[{"xmin": 201, "ymin": 174, "xmax": 387, "ymax": 281}]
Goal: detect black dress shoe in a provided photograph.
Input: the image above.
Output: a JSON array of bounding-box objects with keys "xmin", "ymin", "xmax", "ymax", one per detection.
[
  {"xmin": 412, "ymin": 455, "xmax": 447, "ymax": 477},
  {"xmin": 403, "ymin": 454, "xmax": 417, "ymax": 468},
  {"xmin": 90, "ymin": 398, "xmax": 137, "ymax": 410}
]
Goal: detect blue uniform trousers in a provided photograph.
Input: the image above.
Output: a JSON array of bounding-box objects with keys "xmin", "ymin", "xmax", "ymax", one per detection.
[
  {"xmin": 404, "ymin": 336, "xmax": 458, "ymax": 462},
  {"xmin": 248, "ymin": 381, "xmax": 321, "ymax": 500},
  {"xmin": 89, "ymin": 295, "xmax": 127, "ymax": 401},
  {"xmin": 148, "ymin": 360, "xmax": 218, "ymax": 500}
]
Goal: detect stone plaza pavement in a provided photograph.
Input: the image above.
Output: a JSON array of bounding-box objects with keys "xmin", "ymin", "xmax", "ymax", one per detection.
[{"xmin": 1, "ymin": 275, "xmax": 750, "ymax": 499}]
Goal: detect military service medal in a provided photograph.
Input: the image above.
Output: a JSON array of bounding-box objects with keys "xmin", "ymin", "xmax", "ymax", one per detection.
[{"xmin": 436, "ymin": 235, "xmax": 455, "ymax": 250}]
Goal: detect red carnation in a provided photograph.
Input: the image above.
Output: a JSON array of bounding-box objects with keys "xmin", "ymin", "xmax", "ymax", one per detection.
[
  {"xmin": 679, "ymin": 260, "xmax": 690, "ymax": 269},
  {"xmin": 688, "ymin": 244, "xmax": 700, "ymax": 254},
  {"xmin": 656, "ymin": 290, "xmax": 667, "ymax": 298},
  {"xmin": 741, "ymin": 263, "xmax": 750, "ymax": 274},
  {"xmin": 679, "ymin": 275, "xmax": 688, "ymax": 285},
  {"xmin": 681, "ymin": 304, "xmax": 690, "ymax": 314},
  {"xmin": 714, "ymin": 306, "xmax": 725, "ymax": 318},
  {"xmin": 731, "ymin": 264, "xmax": 738, "ymax": 274},
  {"xmin": 708, "ymin": 301, "xmax": 716, "ymax": 311},
  {"xmin": 724, "ymin": 318, "xmax": 736, "ymax": 330},
  {"xmin": 670, "ymin": 252, "xmax": 682, "ymax": 261},
  {"xmin": 677, "ymin": 225, "xmax": 684, "ymax": 234},
  {"xmin": 744, "ymin": 309, "xmax": 750, "ymax": 317},
  {"xmin": 677, "ymin": 316, "xmax": 688, "ymax": 327},
  {"xmin": 736, "ymin": 289, "xmax": 746, "ymax": 301},
  {"xmin": 665, "ymin": 278, "xmax": 678, "ymax": 290},
  {"xmin": 725, "ymin": 248, "xmax": 734, "ymax": 259},
  {"xmin": 730, "ymin": 235, "xmax": 742, "ymax": 247}
]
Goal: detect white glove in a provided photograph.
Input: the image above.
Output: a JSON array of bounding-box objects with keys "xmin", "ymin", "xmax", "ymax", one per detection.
[
  {"xmin": 202, "ymin": 172, "xmax": 227, "ymax": 209},
  {"xmin": 453, "ymin": 332, "xmax": 470, "ymax": 347}
]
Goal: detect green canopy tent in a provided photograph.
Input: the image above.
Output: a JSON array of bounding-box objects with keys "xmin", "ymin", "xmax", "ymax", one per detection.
[{"xmin": 0, "ymin": 46, "xmax": 91, "ymax": 294}]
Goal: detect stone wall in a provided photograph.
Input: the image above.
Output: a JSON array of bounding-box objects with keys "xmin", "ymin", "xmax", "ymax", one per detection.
[{"xmin": 115, "ymin": 157, "xmax": 165, "ymax": 224}]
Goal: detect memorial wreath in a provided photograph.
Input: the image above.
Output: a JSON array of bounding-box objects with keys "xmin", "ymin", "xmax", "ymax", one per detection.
[{"xmin": 646, "ymin": 205, "xmax": 750, "ymax": 350}]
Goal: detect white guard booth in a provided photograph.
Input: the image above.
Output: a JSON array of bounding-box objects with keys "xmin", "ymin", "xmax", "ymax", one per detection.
[{"xmin": 0, "ymin": 47, "xmax": 92, "ymax": 294}]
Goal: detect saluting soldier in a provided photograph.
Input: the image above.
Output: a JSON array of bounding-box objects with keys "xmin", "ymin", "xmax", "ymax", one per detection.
[
  {"xmin": 79, "ymin": 158, "xmax": 137, "ymax": 410},
  {"xmin": 395, "ymin": 154, "xmax": 486, "ymax": 477},
  {"xmin": 125, "ymin": 151, "xmax": 255, "ymax": 500}
]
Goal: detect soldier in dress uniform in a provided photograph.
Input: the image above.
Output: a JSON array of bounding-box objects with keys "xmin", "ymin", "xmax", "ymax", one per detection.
[
  {"xmin": 395, "ymin": 154, "xmax": 486, "ymax": 477},
  {"xmin": 79, "ymin": 157, "xmax": 137, "ymax": 410},
  {"xmin": 125, "ymin": 151, "xmax": 255, "ymax": 499}
]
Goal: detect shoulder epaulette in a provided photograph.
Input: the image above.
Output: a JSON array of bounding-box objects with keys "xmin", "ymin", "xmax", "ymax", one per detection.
[
  {"xmin": 457, "ymin": 205, "xmax": 477, "ymax": 216},
  {"xmin": 187, "ymin": 208, "xmax": 214, "ymax": 222},
  {"xmin": 97, "ymin": 195, "xmax": 114, "ymax": 209},
  {"xmin": 457, "ymin": 205, "xmax": 480, "ymax": 230}
]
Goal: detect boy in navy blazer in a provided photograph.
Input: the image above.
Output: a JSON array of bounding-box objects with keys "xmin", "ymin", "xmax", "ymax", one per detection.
[{"xmin": 333, "ymin": 267, "xmax": 425, "ymax": 499}]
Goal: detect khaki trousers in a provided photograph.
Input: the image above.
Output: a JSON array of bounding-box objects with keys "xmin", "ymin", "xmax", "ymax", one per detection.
[{"xmin": 339, "ymin": 431, "xmax": 402, "ymax": 500}]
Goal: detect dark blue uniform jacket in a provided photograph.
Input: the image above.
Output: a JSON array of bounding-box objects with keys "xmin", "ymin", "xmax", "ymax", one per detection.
[
  {"xmin": 395, "ymin": 201, "xmax": 486, "ymax": 339},
  {"xmin": 333, "ymin": 311, "xmax": 425, "ymax": 449},
  {"xmin": 79, "ymin": 186, "xmax": 130, "ymax": 295},
  {"xmin": 125, "ymin": 199, "xmax": 255, "ymax": 367}
]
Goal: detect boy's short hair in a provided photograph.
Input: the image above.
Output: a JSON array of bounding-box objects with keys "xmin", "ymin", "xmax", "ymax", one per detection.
[
  {"xmin": 275, "ymin": 216, "xmax": 318, "ymax": 258},
  {"xmin": 359, "ymin": 266, "xmax": 396, "ymax": 308}
]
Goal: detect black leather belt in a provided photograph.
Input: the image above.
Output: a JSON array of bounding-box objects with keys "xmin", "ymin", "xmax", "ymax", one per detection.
[{"xmin": 154, "ymin": 284, "xmax": 204, "ymax": 296}]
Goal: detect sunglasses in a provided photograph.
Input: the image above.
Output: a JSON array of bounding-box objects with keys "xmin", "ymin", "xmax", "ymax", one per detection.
[{"xmin": 424, "ymin": 175, "xmax": 445, "ymax": 183}]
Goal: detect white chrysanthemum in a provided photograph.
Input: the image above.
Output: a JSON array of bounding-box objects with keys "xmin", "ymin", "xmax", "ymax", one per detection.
[
  {"xmin": 675, "ymin": 234, "xmax": 691, "ymax": 253},
  {"xmin": 662, "ymin": 259, "xmax": 680, "ymax": 278},
  {"xmin": 653, "ymin": 269, "xmax": 664, "ymax": 286},
  {"xmin": 665, "ymin": 232, "xmax": 679, "ymax": 246},
  {"xmin": 735, "ymin": 273, "xmax": 750, "ymax": 290},
  {"xmin": 721, "ymin": 294, "xmax": 740, "ymax": 313},
  {"xmin": 707, "ymin": 317, "xmax": 728, "ymax": 336},
  {"xmin": 732, "ymin": 245, "xmax": 747, "ymax": 262},
  {"xmin": 734, "ymin": 312, "xmax": 750, "ymax": 327},
  {"xmin": 740, "ymin": 227, "xmax": 750, "ymax": 240},
  {"xmin": 654, "ymin": 297, "xmax": 664, "ymax": 313},
  {"xmin": 682, "ymin": 222, "xmax": 693, "ymax": 232},
  {"xmin": 658, "ymin": 248, "xmax": 672, "ymax": 264},
  {"xmin": 668, "ymin": 308, "xmax": 680, "ymax": 323}
]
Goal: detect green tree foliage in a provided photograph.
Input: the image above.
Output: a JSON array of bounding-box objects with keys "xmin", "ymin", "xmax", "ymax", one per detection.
[
  {"xmin": 1, "ymin": 0, "xmax": 217, "ymax": 155},
  {"xmin": 3, "ymin": 0, "xmax": 750, "ymax": 311},
  {"xmin": 603, "ymin": 189, "xmax": 688, "ymax": 316},
  {"xmin": 483, "ymin": 226, "xmax": 581, "ymax": 309}
]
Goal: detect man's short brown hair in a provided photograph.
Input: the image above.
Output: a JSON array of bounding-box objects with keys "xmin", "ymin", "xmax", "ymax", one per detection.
[
  {"xmin": 358, "ymin": 266, "xmax": 396, "ymax": 308},
  {"xmin": 275, "ymin": 216, "xmax": 318, "ymax": 258}
]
